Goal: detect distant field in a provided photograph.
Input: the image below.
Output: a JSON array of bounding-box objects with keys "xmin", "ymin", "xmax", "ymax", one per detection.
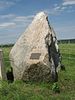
[{"xmin": 0, "ymin": 43, "xmax": 75, "ymax": 100}]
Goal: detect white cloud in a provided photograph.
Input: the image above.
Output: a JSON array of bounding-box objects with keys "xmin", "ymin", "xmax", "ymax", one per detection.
[
  {"xmin": 63, "ymin": 0, "xmax": 75, "ymax": 6},
  {"xmin": 67, "ymin": 9, "xmax": 75, "ymax": 13},
  {"xmin": 0, "ymin": 14, "xmax": 34, "ymax": 22},
  {"xmin": 61, "ymin": 6, "xmax": 67, "ymax": 10},
  {"xmin": 0, "ymin": 22, "xmax": 16, "ymax": 29},
  {"xmin": 0, "ymin": 14, "xmax": 35, "ymax": 29},
  {"xmin": 54, "ymin": 4, "xmax": 58, "ymax": 7},
  {"xmin": 14, "ymin": 15, "xmax": 34, "ymax": 22},
  {"xmin": 0, "ymin": 1, "xmax": 15, "ymax": 9},
  {"xmin": 54, "ymin": 6, "xmax": 60, "ymax": 10},
  {"xmin": 0, "ymin": 14, "xmax": 34, "ymax": 23},
  {"xmin": 44, "ymin": 5, "xmax": 67, "ymax": 15},
  {"xmin": 47, "ymin": 0, "xmax": 75, "ymax": 15},
  {"xmin": 45, "ymin": 0, "xmax": 75, "ymax": 16},
  {"xmin": 0, "ymin": 14, "xmax": 15, "ymax": 19},
  {"xmin": 44, "ymin": 6, "xmax": 61, "ymax": 16}
]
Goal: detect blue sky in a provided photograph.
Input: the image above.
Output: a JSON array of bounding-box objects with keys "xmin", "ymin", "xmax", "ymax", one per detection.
[{"xmin": 0, "ymin": 0, "xmax": 75, "ymax": 44}]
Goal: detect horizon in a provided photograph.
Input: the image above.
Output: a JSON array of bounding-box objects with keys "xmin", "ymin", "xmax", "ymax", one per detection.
[{"xmin": 0, "ymin": 0, "xmax": 75, "ymax": 44}]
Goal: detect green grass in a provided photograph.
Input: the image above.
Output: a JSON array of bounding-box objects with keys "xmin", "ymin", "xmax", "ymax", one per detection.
[
  {"xmin": 2, "ymin": 47, "xmax": 12, "ymax": 72},
  {"xmin": 0, "ymin": 43, "xmax": 75, "ymax": 100}
]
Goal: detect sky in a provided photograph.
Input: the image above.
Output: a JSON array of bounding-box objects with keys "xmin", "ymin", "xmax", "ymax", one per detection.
[{"xmin": 0, "ymin": 0, "xmax": 75, "ymax": 44}]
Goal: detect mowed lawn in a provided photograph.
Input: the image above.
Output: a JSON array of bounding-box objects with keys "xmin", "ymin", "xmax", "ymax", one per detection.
[{"xmin": 0, "ymin": 43, "xmax": 75, "ymax": 100}]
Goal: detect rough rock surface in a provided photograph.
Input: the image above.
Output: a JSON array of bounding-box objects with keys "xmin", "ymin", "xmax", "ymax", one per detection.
[
  {"xmin": 10, "ymin": 12, "xmax": 58, "ymax": 82},
  {"xmin": 0, "ymin": 49, "xmax": 7, "ymax": 80}
]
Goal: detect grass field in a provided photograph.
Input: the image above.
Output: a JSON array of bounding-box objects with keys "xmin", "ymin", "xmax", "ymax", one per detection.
[{"xmin": 0, "ymin": 43, "xmax": 75, "ymax": 100}]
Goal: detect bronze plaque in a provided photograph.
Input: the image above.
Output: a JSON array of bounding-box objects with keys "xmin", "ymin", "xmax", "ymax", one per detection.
[{"xmin": 30, "ymin": 53, "xmax": 41, "ymax": 59}]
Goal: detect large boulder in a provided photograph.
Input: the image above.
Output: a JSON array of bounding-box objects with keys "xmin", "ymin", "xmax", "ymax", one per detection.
[
  {"xmin": 0, "ymin": 49, "xmax": 7, "ymax": 80},
  {"xmin": 10, "ymin": 12, "xmax": 58, "ymax": 82}
]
